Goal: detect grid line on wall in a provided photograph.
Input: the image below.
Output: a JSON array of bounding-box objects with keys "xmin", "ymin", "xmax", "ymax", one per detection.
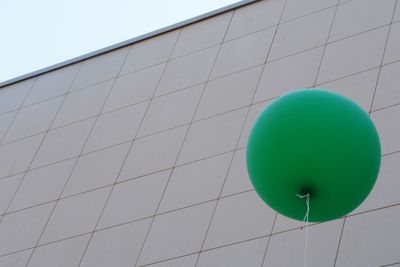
[
  {"xmin": 0, "ymin": 78, "xmax": 37, "ymax": 145},
  {"xmin": 190, "ymin": 0, "xmax": 289, "ymax": 266},
  {"xmin": 131, "ymin": 9, "xmax": 237, "ymax": 267},
  {"xmin": 1, "ymin": 184, "xmax": 400, "ymax": 262},
  {"xmin": 368, "ymin": 0, "xmax": 399, "ymax": 114},
  {"xmin": 19, "ymin": 62, "xmax": 89, "ymax": 267},
  {"xmin": 20, "ymin": 47, "xmax": 133, "ymax": 265},
  {"xmin": 72, "ymin": 27, "xmax": 185, "ymax": 267},
  {"xmin": 1, "ymin": 110, "xmax": 400, "ymax": 221},
  {"xmin": 313, "ymin": 0, "xmax": 344, "ymax": 88},
  {"xmin": 0, "ymin": 62, "xmax": 84, "ymax": 228},
  {"xmin": 2, "ymin": 21, "xmax": 400, "ymax": 150}
]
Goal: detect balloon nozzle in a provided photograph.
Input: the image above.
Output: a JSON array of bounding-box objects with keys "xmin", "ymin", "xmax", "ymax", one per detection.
[{"xmin": 297, "ymin": 187, "xmax": 312, "ymax": 199}]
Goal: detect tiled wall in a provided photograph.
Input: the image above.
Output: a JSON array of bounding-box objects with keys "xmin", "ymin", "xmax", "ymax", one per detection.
[{"xmin": 0, "ymin": 0, "xmax": 399, "ymax": 266}]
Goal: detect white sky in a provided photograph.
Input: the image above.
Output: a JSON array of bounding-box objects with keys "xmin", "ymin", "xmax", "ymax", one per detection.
[{"xmin": 0, "ymin": 0, "xmax": 240, "ymax": 83}]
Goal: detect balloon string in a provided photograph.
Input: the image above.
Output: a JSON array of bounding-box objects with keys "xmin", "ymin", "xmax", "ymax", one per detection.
[{"xmin": 296, "ymin": 193, "xmax": 310, "ymax": 267}]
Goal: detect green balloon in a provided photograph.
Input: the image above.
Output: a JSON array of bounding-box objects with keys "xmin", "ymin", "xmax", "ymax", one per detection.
[{"xmin": 246, "ymin": 89, "xmax": 381, "ymax": 222}]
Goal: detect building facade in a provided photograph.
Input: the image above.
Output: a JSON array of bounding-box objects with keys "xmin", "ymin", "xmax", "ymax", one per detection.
[{"xmin": 0, "ymin": 0, "xmax": 399, "ymax": 266}]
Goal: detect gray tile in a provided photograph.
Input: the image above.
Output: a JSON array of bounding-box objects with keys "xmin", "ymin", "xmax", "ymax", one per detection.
[
  {"xmin": 0, "ymin": 249, "xmax": 31, "ymax": 267},
  {"xmin": 137, "ymin": 202, "xmax": 215, "ymax": 266},
  {"xmin": 0, "ymin": 134, "xmax": 44, "ymax": 179},
  {"xmin": 52, "ymin": 80, "xmax": 112, "ymax": 128},
  {"xmin": 269, "ymin": 8, "xmax": 335, "ymax": 60},
  {"xmin": 4, "ymin": 96, "xmax": 63, "ymax": 143},
  {"xmin": 336, "ymin": 206, "xmax": 400, "ymax": 267},
  {"xmin": 383, "ymin": 22, "xmax": 400, "ymax": 64},
  {"xmin": 195, "ymin": 66, "xmax": 262, "ymax": 120},
  {"xmin": 371, "ymin": 105, "xmax": 400, "ymax": 154},
  {"xmin": 119, "ymin": 125, "xmax": 188, "ymax": 181},
  {"xmin": 282, "ymin": 0, "xmax": 338, "ymax": 22},
  {"xmin": 0, "ymin": 79, "xmax": 34, "ymax": 114},
  {"xmin": 198, "ymin": 237, "xmax": 268, "ymax": 267},
  {"xmin": 238, "ymin": 100, "xmax": 272, "ymax": 148},
  {"xmin": 71, "ymin": 47, "xmax": 129, "ymax": 90},
  {"xmin": 172, "ymin": 12, "xmax": 232, "ymax": 58},
  {"xmin": 317, "ymin": 26, "xmax": 388, "ymax": 83},
  {"xmin": 225, "ymin": 0, "xmax": 285, "ymax": 40},
  {"xmin": 121, "ymin": 30, "xmax": 179, "ymax": 75},
  {"xmin": 221, "ymin": 148, "xmax": 253, "ymax": 197},
  {"xmin": 62, "ymin": 143, "xmax": 130, "ymax": 197},
  {"xmin": 204, "ymin": 191, "xmax": 276, "ymax": 249},
  {"xmin": 9, "ymin": 159, "xmax": 75, "ymax": 212},
  {"xmin": 178, "ymin": 108, "xmax": 247, "ymax": 165},
  {"xmin": 319, "ymin": 68, "xmax": 379, "ymax": 112},
  {"xmin": 81, "ymin": 218, "xmax": 151, "ymax": 267},
  {"xmin": 98, "ymin": 170, "xmax": 170, "ymax": 229},
  {"xmin": 0, "ymin": 174, "xmax": 23, "ymax": 214},
  {"xmin": 32, "ymin": 119, "xmax": 95, "ymax": 169},
  {"xmin": 83, "ymin": 101, "xmax": 147, "ymax": 153},
  {"xmin": 0, "ymin": 111, "xmax": 16, "ymax": 142},
  {"xmin": 24, "ymin": 64, "xmax": 80, "ymax": 106},
  {"xmin": 329, "ymin": 0, "xmax": 395, "ymax": 42},
  {"xmin": 211, "ymin": 28, "xmax": 275, "ymax": 79},
  {"xmin": 138, "ymin": 84, "xmax": 203, "ymax": 137},
  {"xmin": 0, "ymin": 203, "xmax": 54, "ymax": 255},
  {"xmin": 156, "ymin": 46, "xmax": 219, "ymax": 96},
  {"xmin": 353, "ymin": 152, "xmax": 400, "ymax": 213},
  {"xmin": 264, "ymin": 220, "xmax": 342, "ymax": 267},
  {"xmin": 102, "ymin": 63, "xmax": 165, "ymax": 113},
  {"xmin": 39, "ymin": 187, "xmax": 110, "ymax": 244},
  {"xmin": 159, "ymin": 153, "xmax": 232, "ymax": 213},
  {"xmin": 145, "ymin": 255, "xmax": 197, "ymax": 267},
  {"xmin": 28, "ymin": 234, "xmax": 90, "ymax": 267},
  {"xmin": 374, "ymin": 62, "xmax": 400, "ymax": 110},
  {"xmin": 254, "ymin": 47, "xmax": 324, "ymax": 102}
]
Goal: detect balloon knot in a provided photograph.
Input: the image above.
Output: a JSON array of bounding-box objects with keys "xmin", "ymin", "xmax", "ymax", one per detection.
[{"xmin": 296, "ymin": 193, "xmax": 310, "ymax": 199}]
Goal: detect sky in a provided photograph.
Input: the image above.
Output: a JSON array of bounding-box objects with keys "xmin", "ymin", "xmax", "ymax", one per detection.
[{"xmin": 0, "ymin": 0, "xmax": 240, "ymax": 84}]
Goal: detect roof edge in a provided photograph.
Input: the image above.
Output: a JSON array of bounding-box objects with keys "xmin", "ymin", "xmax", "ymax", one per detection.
[{"xmin": 0, "ymin": 0, "xmax": 258, "ymax": 88}]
